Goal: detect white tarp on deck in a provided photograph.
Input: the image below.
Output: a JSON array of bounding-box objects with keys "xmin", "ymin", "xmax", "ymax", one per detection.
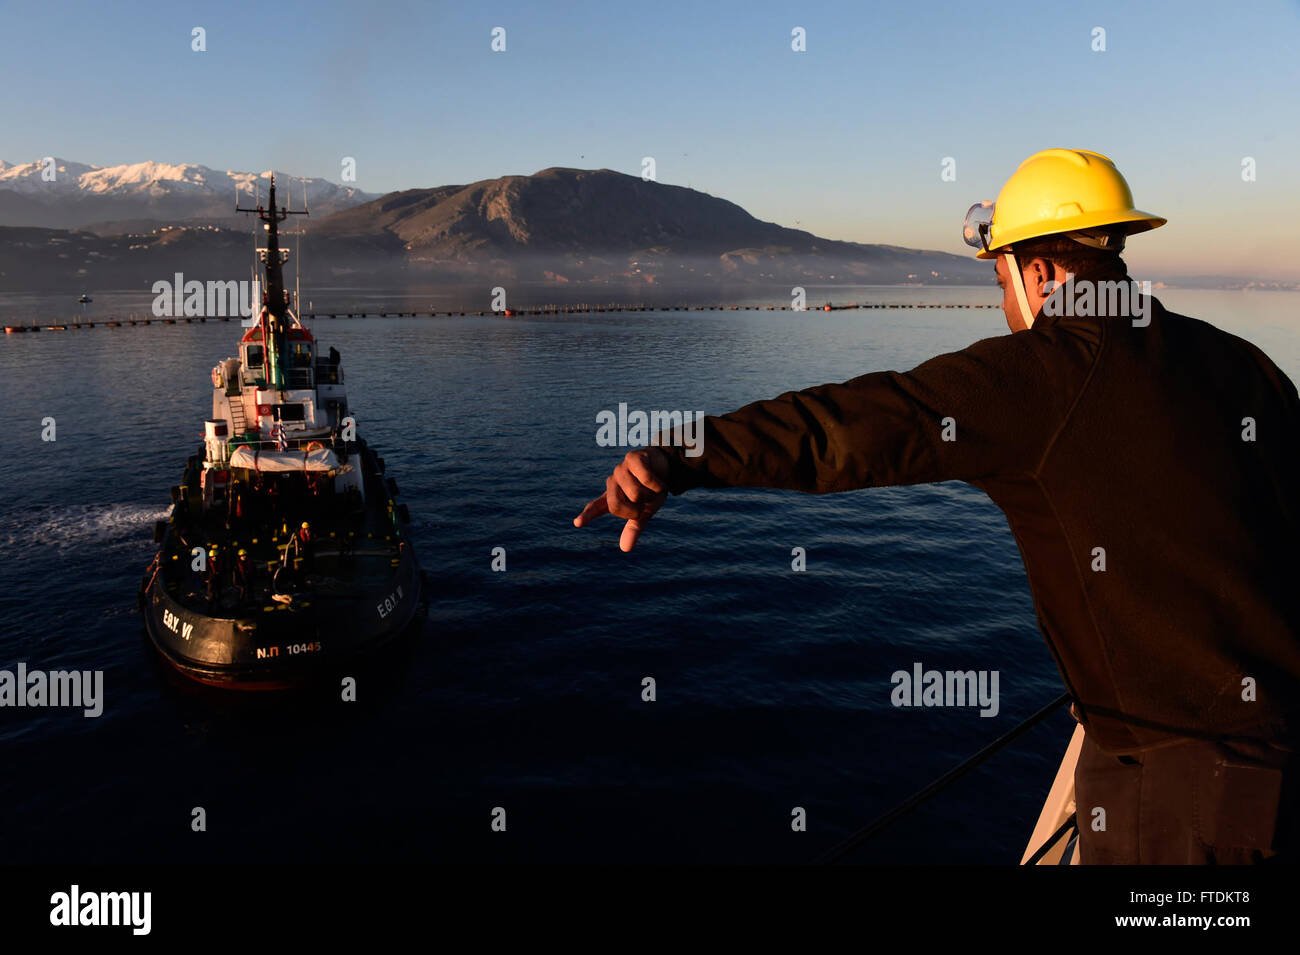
[{"xmin": 229, "ymin": 446, "xmax": 343, "ymax": 473}]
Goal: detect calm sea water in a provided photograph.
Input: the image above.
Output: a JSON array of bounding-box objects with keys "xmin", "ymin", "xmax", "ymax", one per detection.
[{"xmin": 2, "ymin": 286, "xmax": 1296, "ymax": 863}]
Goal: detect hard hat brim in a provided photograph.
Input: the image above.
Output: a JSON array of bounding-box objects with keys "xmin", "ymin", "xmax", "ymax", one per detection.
[{"xmin": 975, "ymin": 209, "xmax": 1166, "ymax": 259}]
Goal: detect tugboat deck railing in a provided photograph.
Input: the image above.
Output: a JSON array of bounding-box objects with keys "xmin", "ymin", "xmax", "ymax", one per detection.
[
  {"xmin": 233, "ymin": 362, "xmax": 341, "ymax": 392},
  {"xmin": 224, "ymin": 436, "xmax": 341, "ymax": 453}
]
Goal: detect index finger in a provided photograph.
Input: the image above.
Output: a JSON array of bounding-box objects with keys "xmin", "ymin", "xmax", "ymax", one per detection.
[{"xmin": 573, "ymin": 493, "xmax": 609, "ymax": 527}]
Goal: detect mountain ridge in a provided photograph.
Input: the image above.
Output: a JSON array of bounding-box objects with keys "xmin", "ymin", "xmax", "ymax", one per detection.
[
  {"xmin": 307, "ymin": 166, "xmax": 986, "ymax": 285},
  {"xmin": 0, "ymin": 158, "xmax": 376, "ymax": 228},
  {"xmin": 0, "ymin": 162, "xmax": 991, "ymax": 290}
]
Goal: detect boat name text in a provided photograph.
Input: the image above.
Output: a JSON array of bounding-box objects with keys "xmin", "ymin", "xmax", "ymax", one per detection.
[{"xmin": 377, "ymin": 585, "xmax": 404, "ymax": 619}]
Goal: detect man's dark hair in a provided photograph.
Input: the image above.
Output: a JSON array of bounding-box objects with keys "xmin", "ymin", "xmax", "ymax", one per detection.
[{"xmin": 1012, "ymin": 231, "xmax": 1130, "ymax": 283}]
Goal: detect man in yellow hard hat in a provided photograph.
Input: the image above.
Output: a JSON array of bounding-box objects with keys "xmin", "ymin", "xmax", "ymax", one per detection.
[
  {"xmin": 575, "ymin": 148, "xmax": 1300, "ymax": 864},
  {"xmin": 206, "ymin": 545, "xmax": 223, "ymax": 609},
  {"xmin": 234, "ymin": 547, "xmax": 253, "ymax": 603},
  {"xmin": 296, "ymin": 520, "xmax": 314, "ymax": 572}
]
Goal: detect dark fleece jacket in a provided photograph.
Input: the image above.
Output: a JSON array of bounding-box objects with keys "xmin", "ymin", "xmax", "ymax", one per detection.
[{"xmin": 662, "ymin": 296, "xmax": 1300, "ymax": 753}]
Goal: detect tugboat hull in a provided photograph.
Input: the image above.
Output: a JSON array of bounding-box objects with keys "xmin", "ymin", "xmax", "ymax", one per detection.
[
  {"xmin": 142, "ymin": 542, "xmax": 421, "ymax": 689},
  {"xmin": 141, "ymin": 436, "xmax": 425, "ymax": 689}
]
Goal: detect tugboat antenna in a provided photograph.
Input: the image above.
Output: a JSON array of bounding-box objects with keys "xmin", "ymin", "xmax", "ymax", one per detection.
[
  {"xmin": 296, "ymin": 179, "xmax": 307, "ymax": 319},
  {"xmin": 236, "ymin": 173, "xmax": 308, "ymax": 323}
]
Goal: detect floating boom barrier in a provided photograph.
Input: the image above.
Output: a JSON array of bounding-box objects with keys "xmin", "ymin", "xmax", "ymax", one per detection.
[{"xmin": 4, "ymin": 301, "xmax": 1000, "ymax": 334}]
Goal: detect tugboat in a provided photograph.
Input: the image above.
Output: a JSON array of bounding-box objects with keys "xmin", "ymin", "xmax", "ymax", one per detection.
[{"xmin": 139, "ymin": 175, "xmax": 423, "ymax": 687}]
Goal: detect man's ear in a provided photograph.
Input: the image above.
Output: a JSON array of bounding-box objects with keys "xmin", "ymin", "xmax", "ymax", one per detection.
[{"xmin": 1023, "ymin": 257, "xmax": 1055, "ymax": 296}]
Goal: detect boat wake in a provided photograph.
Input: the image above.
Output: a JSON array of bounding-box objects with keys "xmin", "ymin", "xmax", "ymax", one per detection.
[{"xmin": 0, "ymin": 503, "xmax": 170, "ymax": 559}]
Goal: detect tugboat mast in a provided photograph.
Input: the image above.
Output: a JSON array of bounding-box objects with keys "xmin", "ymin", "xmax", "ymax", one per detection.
[
  {"xmin": 263, "ymin": 176, "xmax": 289, "ymax": 322},
  {"xmin": 237, "ymin": 174, "xmax": 306, "ymax": 389}
]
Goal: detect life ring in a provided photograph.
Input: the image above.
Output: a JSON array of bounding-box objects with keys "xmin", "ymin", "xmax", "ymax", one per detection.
[{"xmin": 305, "ymin": 441, "xmax": 325, "ymax": 453}]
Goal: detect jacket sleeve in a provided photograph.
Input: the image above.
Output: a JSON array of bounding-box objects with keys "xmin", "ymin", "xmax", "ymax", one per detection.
[{"xmin": 662, "ymin": 329, "xmax": 1086, "ymax": 495}]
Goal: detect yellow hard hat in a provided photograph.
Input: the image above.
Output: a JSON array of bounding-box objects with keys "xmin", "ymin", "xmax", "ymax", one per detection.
[
  {"xmin": 966, "ymin": 149, "xmax": 1165, "ymax": 260},
  {"xmin": 301, "ymin": 522, "xmax": 309, "ymax": 529},
  {"xmin": 238, "ymin": 549, "xmax": 247, "ymax": 556}
]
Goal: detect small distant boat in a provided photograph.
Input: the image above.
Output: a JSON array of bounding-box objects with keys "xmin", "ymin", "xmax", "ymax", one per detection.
[
  {"xmin": 4, "ymin": 325, "xmax": 26, "ymax": 334},
  {"xmin": 78, "ymin": 294, "xmax": 93, "ymax": 304}
]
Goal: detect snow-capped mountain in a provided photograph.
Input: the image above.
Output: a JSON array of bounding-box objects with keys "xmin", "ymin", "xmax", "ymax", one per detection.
[
  {"xmin": 0, "ymin": 158, "xmax": 101, "ymax": 195},
  {"xmin": 0, "ymin": 159, "xmax": 377, "ymax": 228}
]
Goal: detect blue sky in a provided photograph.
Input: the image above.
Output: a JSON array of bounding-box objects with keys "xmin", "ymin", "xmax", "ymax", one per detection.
[{"xmin": 2, "ymin": 0, "xmax": 1298, "ymax": 277}]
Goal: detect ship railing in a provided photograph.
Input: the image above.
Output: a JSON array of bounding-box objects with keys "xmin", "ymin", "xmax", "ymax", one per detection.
[
  {"xmin": 286, "ymin": 368, "xmax": 313, "ymax": 390},
  {"xmin": 315, "ymin": 362, "xmax": 342, "ymax": 385},
  {"xmin": 224, "ymin": 436, "xmax": 333, "ymax": 454},
  {"xmin": 815, "ymin": 692, "xmax": 1074, "ymax": 864}
]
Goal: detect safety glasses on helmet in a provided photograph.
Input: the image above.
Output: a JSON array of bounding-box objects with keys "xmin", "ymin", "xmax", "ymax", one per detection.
[{"xmin": 962, "ymin": 201, "xmax": 996, "ymax": 253}]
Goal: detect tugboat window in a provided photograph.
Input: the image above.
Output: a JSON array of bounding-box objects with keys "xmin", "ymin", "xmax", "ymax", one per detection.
[
  {"xmin": 274, "ymin": 403, "xmax": 307, "ymax": 422},
  {"xmin": 245, "ymin": 345, "xmax": 264, "ymax": 367}
]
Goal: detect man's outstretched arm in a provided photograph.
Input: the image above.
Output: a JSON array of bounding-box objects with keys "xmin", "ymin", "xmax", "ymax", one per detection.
[{"xmin": 575, "ymin": 328, "xmax": 1084, "ymax": 550}]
